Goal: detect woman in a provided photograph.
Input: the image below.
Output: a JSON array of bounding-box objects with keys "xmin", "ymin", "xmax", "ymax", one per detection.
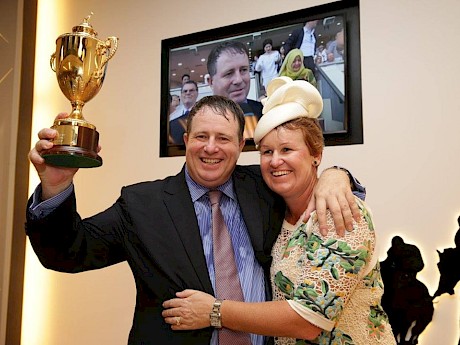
[
  {"xmin": 254, "ymin": 38, "xmax": 281, "ymax": 90},
  {"xmin": 162, "ymin": 77, "xmax": 395, "ymax": 345},
  {"xmin": 279, "ymin": 45, "xmax": 286, "ymax": 70},
  {"xmin": 278, "ymin": 48, "xmax": 317, "ymax": 88}
]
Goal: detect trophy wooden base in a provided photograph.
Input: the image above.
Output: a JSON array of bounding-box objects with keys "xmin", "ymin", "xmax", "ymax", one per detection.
[
  {"xmin": 41, "ymin": 121, "xmax": 102, "ymax": 168},
  {"xmin": 42, "ymin": 148, "xmax": 102, "ymax": 168}
]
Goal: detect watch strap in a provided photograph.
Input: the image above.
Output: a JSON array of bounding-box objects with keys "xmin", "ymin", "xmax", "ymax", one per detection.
[{"xmin": 210, "ymin": 299, "xmax": 223, "ymax": 328}]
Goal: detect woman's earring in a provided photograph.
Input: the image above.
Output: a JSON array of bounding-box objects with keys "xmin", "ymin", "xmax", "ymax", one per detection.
[{"xmin": 313, "ymin": 160, "xmax": 318, "ymax": 166}]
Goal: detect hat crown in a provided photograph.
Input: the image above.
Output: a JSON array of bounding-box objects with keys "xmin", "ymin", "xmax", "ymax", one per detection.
[{"xmin": 254, "ymin": 77, "xmax": 323, "ymax": 145}]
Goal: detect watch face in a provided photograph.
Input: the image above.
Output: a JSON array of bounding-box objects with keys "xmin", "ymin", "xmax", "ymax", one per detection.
[
  {"xmin": 210, "ymin": 317, "xmax": 217, "ymax": 327},
  {"xmin": 210, "ymin": 313, "xmax": 221, "ymax": 328}
]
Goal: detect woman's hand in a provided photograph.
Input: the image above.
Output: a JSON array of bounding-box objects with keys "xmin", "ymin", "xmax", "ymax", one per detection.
[{"xmin": 162, "ymin": 290, "xmax": 215, "ymax": 331}]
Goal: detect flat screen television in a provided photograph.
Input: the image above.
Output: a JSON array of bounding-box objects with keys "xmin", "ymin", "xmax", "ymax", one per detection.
[{"xmin": 160, "ymin": 0, "xmax": 362, "ymax": 157}]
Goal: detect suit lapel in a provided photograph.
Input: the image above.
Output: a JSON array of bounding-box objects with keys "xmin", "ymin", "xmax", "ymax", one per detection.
[
  {"xmin": 233, "ymin": 168, "xmax": 265, "ymax": 254},
  {"xmin": 163, "ymin": 168, "xmax": 213, "ymax": 294},
  {"xmin": 233, "ymin": 166, "xmax": 285, "ymax": 267}
]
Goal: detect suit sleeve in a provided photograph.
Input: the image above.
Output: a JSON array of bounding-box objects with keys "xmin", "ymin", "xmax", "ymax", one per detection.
[
  {"xmin": 25, "ymin": 189, "xmax": 128, "ymax": 273},
  {"xmin": 283, "ymin": 28, "xmax": 301, "ymax": 54}
]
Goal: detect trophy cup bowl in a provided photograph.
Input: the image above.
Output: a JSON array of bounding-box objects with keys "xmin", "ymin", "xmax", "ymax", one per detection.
[{"xmin": 42, "ymin": 13, "xmax": 118, "ymax": 168}]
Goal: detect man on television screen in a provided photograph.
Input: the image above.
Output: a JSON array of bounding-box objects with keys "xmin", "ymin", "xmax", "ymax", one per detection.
[{"xmin": 207, "ymin": 41, "xmax": 262, "ymax": 139}]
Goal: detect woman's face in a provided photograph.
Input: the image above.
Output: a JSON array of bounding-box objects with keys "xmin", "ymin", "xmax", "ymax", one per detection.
[
  {"xmin": 291, "ymin": 56, "xmax": 303, "ymax": 72},
  {"xmin": 259, "ymin": 127, "xmax": 320, "ymax": 201},
  {"xmin": 264, "ymin": 44, "xmax": 272, "ymax": 53}
]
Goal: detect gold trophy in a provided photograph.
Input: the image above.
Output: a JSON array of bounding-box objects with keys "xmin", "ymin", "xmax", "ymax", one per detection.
[{"xmin": 43, "ymin": 13, "xmax": 118, "ymax": 168}]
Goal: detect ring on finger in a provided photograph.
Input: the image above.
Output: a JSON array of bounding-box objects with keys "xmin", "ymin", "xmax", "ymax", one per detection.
[{"xmin": 175, "ymin": 316, "xmax": 181, "ymax": 326}]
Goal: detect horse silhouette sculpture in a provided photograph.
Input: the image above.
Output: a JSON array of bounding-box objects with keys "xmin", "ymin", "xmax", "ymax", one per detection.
[
  {"xmin": 434, "ymin": 216, "xmax": 460, "ymax": 298},
  {"xmin": 380, "ymin": 236, "xmax": 434, "ymax": 345}
]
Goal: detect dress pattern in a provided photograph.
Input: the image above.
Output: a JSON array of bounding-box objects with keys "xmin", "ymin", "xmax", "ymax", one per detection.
[{"xmin": 270, "ymin": 198, "xmax": 395, "ymax": 345}]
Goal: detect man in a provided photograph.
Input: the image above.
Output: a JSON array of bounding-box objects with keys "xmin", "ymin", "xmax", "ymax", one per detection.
[
  {"xmin": 207, "ymin": 41, "xmax": 263, "ymax": 139},
  {"xmin": 283, "ymin": 20, "xmax": 319, "ymax": 73},
  {"xmin": 169, "ymin": 94, "xmax": 180, "ymax": 115},
  {"xmin": 326, "ymin": 28, "xmax": 345, "ymax": 62},
  {"xmin": 26, "ymin": 96, "xmax": 361, "ymax": 344},
  {"xmin": 169, "ymin": 80, "xmax": 199, "ymax": 145},
  {"xmin": 181, "ymin": 73, "xmax": 190, "ymax": 84}
]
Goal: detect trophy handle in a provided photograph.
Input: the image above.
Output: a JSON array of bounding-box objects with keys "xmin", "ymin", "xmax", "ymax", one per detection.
[
  {"xmin": 50, "ymin": 52, "xmax": 56, "ymax": 72},
  {"xmin": 99, "ymin": 36, "xmax": 118, "ymax": 70}
]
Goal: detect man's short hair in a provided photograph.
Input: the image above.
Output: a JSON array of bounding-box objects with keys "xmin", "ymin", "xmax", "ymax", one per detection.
[
  {"xmin": 186, "ymin": 95, "xmax": 245, "ymax": 141},
  {"xmin": 181, "ymin": 80, "xmax": 198, "ymax": 92}
]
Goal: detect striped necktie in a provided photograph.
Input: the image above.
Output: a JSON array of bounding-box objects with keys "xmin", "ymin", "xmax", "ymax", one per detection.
[{"xmin": 209, "ymin": 190, "xmax": 251, "ymax": 345}]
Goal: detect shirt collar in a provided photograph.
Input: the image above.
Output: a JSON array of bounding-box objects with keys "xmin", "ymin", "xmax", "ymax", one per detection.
[
  {"xmin": 169, "ymin": 104, "xmax": 186, "ymax": 121},
  {"xmin": 304, "ymin": 27, "xmax": 315, "ymax": 35},
  {"xmin": 184, "ymin": 165, "xmax": 236, "ymax": 202}
]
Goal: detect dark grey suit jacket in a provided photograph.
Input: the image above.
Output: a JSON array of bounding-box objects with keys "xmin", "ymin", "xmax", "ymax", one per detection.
[
  {"xmin": 283, "ymin": 27, "xmax": 305, "ymax": 55},
  {"xmin": 26, "ymin": 164, "xmax": 285, "ymax": 345}
]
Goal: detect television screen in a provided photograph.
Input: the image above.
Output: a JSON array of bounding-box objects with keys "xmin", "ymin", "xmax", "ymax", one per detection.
[{"xmin": 160, "ymin": 0, "xmax": 361, "ymax": 157}]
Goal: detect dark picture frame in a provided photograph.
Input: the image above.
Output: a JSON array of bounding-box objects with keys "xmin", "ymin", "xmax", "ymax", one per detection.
[{"xmin": 160, "ymin": 0, "xmax": 362, "ymax": 157}]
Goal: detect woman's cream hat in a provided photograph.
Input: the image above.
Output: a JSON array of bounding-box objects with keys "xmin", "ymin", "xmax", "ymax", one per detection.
[{"xmin": 253, "ymin": 76, "xmax": 323, "ymax": 145}]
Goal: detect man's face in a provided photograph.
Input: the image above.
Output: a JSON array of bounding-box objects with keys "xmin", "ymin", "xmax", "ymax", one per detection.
[
  {"xmin": 171, "ymin": 95, "xmax": 180, "ymax": 107},
  {"xmin": 181, "ymin": 83, "xmax": 198, "ymax": 108},
  {"xmin": 209, "ymin": 51, "xmax": 250, "ymax": 104},
  {"xmin": 184, "ymin": 106, "xmax": 244, "ymax": 189}
]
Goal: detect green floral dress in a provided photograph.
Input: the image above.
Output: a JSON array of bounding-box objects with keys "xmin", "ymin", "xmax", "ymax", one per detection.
[{"xmin": 270, "ymin": 198, "xmax": 395, "ymax": 345}]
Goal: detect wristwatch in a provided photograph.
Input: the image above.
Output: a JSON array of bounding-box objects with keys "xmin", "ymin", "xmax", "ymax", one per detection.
[{"xmin": 209, "ymin": 299, "xmax": 223, "ymax": 328}]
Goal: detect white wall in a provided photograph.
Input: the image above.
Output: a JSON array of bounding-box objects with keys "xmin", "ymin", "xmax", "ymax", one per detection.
[{"xmin": 23, "ymin": 0, "xmax": 460, "ymax": 343}]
